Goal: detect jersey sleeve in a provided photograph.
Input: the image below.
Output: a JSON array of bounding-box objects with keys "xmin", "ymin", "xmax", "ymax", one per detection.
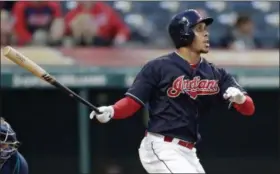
[
  {"xmin": 125, "ymin": 61, "xmax": 160, "ymax": 106},
  {"xmin": 218, "ymin": 68, "xmax": 247, "ymax": 96}
]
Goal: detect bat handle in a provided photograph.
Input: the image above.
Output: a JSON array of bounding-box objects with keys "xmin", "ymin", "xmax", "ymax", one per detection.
[
  {"xmin": 228, "ymin": 101, "xmax": 233, "ymax": 109},
  {"xmin": 52, "ymin": 80, "xmax": 102, "ymax": 114},
  {"xmin": 70, "ymin": 93, "xmax": 102, "ymax": 114},
  {"xmin": 79, "ymin": 97, "xmax": 102, "ymax": 114}
]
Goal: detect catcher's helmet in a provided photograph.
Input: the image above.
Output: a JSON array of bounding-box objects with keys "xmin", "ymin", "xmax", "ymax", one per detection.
[
  {"xmin": 0, "ymin": 118, "xmax": 20, "ymax": 160},
  {"xmin": 168, "ymin": 9, "xmax": 213, "ymax": 48}
]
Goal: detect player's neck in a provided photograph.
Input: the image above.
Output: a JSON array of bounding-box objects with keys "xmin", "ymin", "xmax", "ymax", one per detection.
[{"xmin": 176, "ymin": 48, "xmax": 200, "ymax": 65}]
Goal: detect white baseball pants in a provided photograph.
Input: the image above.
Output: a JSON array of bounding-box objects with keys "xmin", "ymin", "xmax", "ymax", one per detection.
[{"xmin": 138, "ymin": 132, "xmax": 205, "ymax": 173}]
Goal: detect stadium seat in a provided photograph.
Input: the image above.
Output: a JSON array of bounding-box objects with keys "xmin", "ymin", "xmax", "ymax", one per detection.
[{"xmin": 60, "ymin": 1, "xmax": 279, "ymax": 48}]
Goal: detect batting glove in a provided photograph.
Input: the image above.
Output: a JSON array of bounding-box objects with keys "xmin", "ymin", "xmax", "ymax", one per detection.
[
  {"xmin": 223, "ymin": 87, "xmax": 246, "ymax": 104},
  {"xmin": 89, "ymin": 106, "xmax": 114, "ymax": 123}
]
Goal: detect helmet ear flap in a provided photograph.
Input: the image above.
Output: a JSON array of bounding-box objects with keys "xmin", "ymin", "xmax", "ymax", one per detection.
[
  {"xmin": 187, "ymin": 29, "xmax": 195, "ymax": 45},
  {"xmin": 180, "ymin": 33, "xmax": 190, "ymax": 46},
  {"xmin": 180, "ymin": 28, "xmax": 194, "ymax": 47}
]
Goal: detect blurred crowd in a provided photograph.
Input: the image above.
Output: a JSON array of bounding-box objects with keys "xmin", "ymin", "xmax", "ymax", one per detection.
[{"xmin": 1, "ymin": 1, "xmax": 279, "ymax": 50}]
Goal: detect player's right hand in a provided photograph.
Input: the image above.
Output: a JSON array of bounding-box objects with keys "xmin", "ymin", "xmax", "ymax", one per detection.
[{"xmin": 89, "ymin": 106, "xmax": 114, "ymax": 123}]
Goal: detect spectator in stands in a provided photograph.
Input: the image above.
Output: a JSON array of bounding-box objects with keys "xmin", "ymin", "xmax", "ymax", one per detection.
[
  {"xmin": 0, "ymin": 1, "xmax": 16, "ymax": 12},
  {"xmin": 220, "ymin": 15, "xmax": 261, "ymax": 50},
  {"xmin": 64, "ymin": 1, "xmax": 130, "ymax": 47},
  {"xmin": 12, "ymin": 2, "xmax": 64, "ymax": 46},
  {"xmin": 1, "ymin": 9, "xmax": 14, "ymax": 46}
]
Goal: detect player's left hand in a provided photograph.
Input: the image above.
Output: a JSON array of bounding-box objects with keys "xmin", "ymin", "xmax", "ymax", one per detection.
[
  {"xmin": 223, "ymin": 87, "xmax": 246, "ymax": 104},
  {"xmin": 89, "ymin": 106, "xmax": 114, "ymax": 123}
]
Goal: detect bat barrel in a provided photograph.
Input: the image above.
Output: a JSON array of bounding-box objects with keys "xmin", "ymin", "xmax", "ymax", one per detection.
[
  {"xmin": 3, "ymin": 46, "xmax": 27, "ymax": 65},
  {"xmin": 2, "ymin": 46, "xmax": 11, "ymax": 56},
  {"xmin": 2, "ymin": 46, "xmax": 48, "ymax": 79}
]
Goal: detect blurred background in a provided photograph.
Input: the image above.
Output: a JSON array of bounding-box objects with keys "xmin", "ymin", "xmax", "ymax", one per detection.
[{"xmin": 0, "ymin": 1, "xmax": 279, "ymax": 174}]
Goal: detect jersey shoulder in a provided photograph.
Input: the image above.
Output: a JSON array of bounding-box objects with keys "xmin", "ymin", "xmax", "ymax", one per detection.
[
  {"xmin": 204, "ymin": 58, "xmax": 228, "ymax": 74},
  {"xmin": 202, "ymin": 58, "xmax": 227, "ymax": 77}
]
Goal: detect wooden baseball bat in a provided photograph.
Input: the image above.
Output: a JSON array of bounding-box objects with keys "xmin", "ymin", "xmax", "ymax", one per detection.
[{"xmin": 2, "ymin": 46, "xmax": 101, "ymax": 114}]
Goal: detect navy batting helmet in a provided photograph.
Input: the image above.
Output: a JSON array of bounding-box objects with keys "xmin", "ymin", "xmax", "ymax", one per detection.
[{"xmin": 168, "ymin": 9, "xmax": 213, "ymax": 48}]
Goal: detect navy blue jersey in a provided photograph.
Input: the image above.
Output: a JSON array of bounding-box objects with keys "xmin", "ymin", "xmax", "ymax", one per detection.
[
  {"xmin": 126, "ymin": 52, "xmax": 246, "ymax": 142},
  {"xmin": 0, "ymin": 152, "xmax": 28, "ymax": 174}
]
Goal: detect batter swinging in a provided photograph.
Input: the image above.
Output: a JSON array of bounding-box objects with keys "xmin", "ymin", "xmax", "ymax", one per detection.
[{"xmin": 89, "ymin": 9, "xmax": 255, "ymax": 173}]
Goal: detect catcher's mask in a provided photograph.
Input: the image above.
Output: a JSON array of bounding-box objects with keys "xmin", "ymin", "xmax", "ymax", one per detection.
[{"xmin": 0, "ymin": 118, "xmax": 20, "ymax": 161}]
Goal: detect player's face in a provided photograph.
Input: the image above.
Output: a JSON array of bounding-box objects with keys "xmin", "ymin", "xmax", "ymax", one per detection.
[{"xmin": 191, "ymin": 23, "xmax": 210, "ymax": 53}]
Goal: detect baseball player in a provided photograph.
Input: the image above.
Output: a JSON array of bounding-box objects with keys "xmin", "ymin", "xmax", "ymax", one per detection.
[
  {"xmin": 0, "ymin": 118, "xmax": 28, "ymax": 174},
  {"xmin": 90, "ymin": 9, "xmax": 255, "ymax": 173}
]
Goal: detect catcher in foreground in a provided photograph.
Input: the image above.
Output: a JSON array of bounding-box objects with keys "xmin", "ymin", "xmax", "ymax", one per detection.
[{"xmin": 0, "ymin": 118, "xmax": 28, "ymax": 174}]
